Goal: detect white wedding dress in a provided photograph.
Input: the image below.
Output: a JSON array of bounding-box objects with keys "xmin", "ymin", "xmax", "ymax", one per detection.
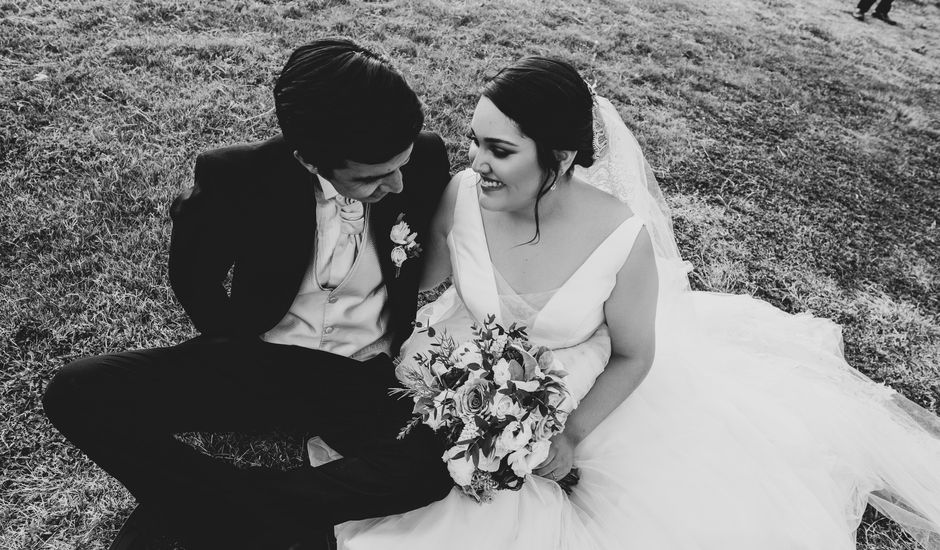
[{"xmin": 332, "ymin": 168, "xmax": 940, "ymax": 550}]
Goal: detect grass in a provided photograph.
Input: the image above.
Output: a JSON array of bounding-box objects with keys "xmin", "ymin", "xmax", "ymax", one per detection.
[{"xmin": 1, "ymin": 0, "xmax": 938, "ymax": 547}]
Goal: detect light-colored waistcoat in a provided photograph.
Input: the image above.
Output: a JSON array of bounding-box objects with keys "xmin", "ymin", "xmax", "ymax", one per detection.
[{"xmin": 262, "ymin": 206, "xmax": 391, "ymax": 360}]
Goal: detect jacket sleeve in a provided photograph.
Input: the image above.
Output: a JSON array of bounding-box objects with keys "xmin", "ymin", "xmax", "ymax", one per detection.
[{"xmin": 168, "ymin": 153, "xmax": 238, "ymax": 335}]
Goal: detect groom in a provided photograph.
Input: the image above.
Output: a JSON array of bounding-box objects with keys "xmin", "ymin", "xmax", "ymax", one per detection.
[{"xmin": 42, "ymin": 38, "xmax": 452, "ymax": 549}]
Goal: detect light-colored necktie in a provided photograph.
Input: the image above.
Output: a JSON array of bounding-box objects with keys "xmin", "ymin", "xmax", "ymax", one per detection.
[{"xmin": 315, "ymin": 181, "xmax": 365, "ymax": 289}]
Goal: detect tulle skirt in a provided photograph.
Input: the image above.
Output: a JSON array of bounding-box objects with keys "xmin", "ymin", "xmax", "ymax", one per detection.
[{"xmin": 335, "ymin": 291, "xmax": 940, "ymax": 550}]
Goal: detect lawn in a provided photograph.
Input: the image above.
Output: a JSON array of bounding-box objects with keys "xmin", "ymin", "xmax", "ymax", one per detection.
[{"xmin": 1, "ymin": 0, "xmax": 938, "ymax": 548}]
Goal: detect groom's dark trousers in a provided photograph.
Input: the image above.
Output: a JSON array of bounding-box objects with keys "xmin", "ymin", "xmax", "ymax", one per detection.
[
  {"xmin": 43, "ymin": 337, "xmax": 447, "ymax": 548},
  {"xmin": 42, "ymin": 132, "xmax": 452, "ymax": 549}
]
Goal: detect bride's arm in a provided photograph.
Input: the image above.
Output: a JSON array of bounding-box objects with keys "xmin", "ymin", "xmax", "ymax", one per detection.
[
  {"xmin": 419, "ymin": 173, "xmax": 462, "ymax": 292},
  {"xmin": 535, "ymin": 227, "xmax": 659, "ymax": 481}
]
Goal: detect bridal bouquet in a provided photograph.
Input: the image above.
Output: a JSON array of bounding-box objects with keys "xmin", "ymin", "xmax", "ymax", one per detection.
[{"xmin": 394, "ymin": 315, "xmax": 574, "ymax": 503}]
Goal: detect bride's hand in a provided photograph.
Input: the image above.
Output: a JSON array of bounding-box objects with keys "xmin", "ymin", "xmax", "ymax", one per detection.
[{"xmin": 534, "ymin": 432, "xmax": 577, "ymax": 482}]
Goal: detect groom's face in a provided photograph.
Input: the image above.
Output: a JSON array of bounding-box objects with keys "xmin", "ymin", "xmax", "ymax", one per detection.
[
  {"xmin": 296, "ymin": 145, "xmax": 413, "ymax": 204},
  {"xmin": 327, "ymin": 145, "xmax": 413, "ymax": 203}
]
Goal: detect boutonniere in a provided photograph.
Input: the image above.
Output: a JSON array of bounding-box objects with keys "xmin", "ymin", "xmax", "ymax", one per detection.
[{"xmin": 390, "ymin": 213, "xmax": 422, "ymax": 278}]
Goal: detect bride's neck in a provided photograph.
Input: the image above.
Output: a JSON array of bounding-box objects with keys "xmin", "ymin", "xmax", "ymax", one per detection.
[{"xmin": 505, "ymin": 173, "xmax": 572, "ymax": 224}]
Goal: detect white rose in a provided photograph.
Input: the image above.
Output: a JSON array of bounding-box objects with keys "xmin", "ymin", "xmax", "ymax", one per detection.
[
  {"xmin": 492, "ymin": 358, "xmax": 511, "ymax": 386},
  {"xmin": 508, "ymin": 439, "xmax": 551, "ymax": 478},
  {"xmin": 496, "ymin": 419, "xmax": 532, "ymax": 456},
  {"xmin": 390, "ymin": 246, "xmax": 407, "ymax": 267},
  {"xmin": 489, "ymin": 392, "xmax": 519, "ymax": 420},
  {"xmin": 447, "ymin": 456, "xmax": 476, "ymax": 487},
  {"xmin": 390, "ymin": 221, "xmax": 413, "ymax": 245},
  {"xmin": 442, "ymin": 445, "xmax": 475, "ymax": 486},
  {"xmin": 453, "ymin": 378, "xmax": 490, "ymax": 418}
]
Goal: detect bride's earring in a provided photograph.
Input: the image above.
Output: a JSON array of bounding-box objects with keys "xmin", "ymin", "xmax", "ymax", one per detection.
[{"xmin": 546, "ymin": 172, "xmax": 559, "ymax": 193}]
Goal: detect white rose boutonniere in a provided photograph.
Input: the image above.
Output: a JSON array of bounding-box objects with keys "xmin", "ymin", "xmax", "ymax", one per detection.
[{"xmin": 390, "ymin": 213, "xmax": 422, "ymax": 277}]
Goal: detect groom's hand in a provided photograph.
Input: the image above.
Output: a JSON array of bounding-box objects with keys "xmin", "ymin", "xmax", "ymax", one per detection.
[{"xmin": 534, "ymin": 432, "xmax": 577, "ymax": 483}]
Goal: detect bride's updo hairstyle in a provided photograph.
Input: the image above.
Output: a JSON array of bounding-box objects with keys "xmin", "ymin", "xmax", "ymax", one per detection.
[{"xmin": 482, "ymin": 56, "xmax": 595, "ymax": 243}]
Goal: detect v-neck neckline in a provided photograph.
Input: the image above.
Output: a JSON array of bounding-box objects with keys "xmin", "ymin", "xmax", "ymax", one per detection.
[
  {"xmin": 469, "ymin": 186, "xmax": 637, "ymax": 330},
  {"xmin": 475, "ymin": 194, "xmax": 635, "ymax": 295}
]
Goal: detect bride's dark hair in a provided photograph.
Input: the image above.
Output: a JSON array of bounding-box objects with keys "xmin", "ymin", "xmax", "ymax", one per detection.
[{"xmin": 482, "ymin": 56, "xmax": 595, "ymax": 243}]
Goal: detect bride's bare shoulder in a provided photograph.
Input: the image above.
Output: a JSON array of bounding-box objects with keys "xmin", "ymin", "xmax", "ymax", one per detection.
[{"xmin": 569, "ymin": 178, "xmax": 634, "ymax": 229}]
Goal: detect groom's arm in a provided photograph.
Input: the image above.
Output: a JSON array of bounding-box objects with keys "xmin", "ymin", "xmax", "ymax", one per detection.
[
  {"xmin": 168, "ymin": 152, "xmax": 238, "ymax": 335},
  {"xmin": 405, "ymin": 132, "xmax": 451, "ymax": 289}
]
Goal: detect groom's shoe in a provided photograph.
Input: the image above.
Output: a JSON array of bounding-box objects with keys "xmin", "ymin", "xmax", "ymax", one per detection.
[{"xmin": 108, "ymin": 505, "xmax": 163, "ymax": 550}]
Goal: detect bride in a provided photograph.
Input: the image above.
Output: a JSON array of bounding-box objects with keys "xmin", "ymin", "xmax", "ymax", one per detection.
[{"xmin": 330, "ymin": 57, "xmax": 940, "ymax": 549}]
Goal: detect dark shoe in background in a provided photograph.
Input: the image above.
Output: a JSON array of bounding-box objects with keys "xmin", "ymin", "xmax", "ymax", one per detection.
[
  {"xmin": 851, "ymin": 9, "xmax": 866, "ymax": 20},
  {"xmin": 871, "ymin": 11, "xmax": 898, "ymax": 24}
]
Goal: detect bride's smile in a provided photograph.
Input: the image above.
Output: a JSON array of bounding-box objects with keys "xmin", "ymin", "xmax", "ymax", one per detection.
[{"xmin": 477, "ymin": 175, "xmax": 504, "ymax": 191}]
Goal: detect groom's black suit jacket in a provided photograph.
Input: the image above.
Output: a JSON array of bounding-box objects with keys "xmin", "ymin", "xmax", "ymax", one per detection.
[{"xmin": 169, "ymin": 131, "xmax": 450, "ymax": 356}]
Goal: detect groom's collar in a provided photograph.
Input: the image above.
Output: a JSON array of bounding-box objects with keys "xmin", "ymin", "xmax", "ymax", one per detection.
[{"xmin": 315, "ymin": 174, "xmax": 340, "ymax": 201}]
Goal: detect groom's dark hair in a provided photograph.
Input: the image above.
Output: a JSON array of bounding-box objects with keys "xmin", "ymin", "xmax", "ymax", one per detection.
[{"xmin": 274, "ymin": 38, "xmax": 424, "ymax": 174}]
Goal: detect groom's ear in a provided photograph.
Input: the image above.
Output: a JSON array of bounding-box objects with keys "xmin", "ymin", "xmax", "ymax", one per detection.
[
  {"xmin": 293, "ymin": 150, "xmax": 319, "ymax": 175},
  {"xmin": 554, "ymin": 149, "xmax": 577, "ymax": 174}
]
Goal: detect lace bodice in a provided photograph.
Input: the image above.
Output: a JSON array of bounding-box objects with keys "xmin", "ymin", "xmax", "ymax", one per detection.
[{"xmin": 493, "ymin": 266, "xmax": 557, "ymax": 329}]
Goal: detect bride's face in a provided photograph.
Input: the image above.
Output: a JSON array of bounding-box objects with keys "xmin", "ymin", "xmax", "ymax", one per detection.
[{"xmin": 468, "ymin": 97, "xmax": 545, "ymax": 213}]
